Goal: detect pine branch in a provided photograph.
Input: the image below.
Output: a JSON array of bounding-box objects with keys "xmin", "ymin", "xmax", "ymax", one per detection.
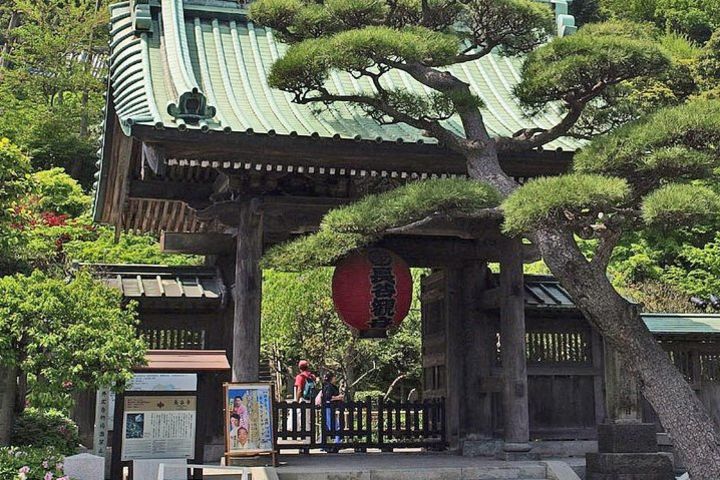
[{"xmin": 590, "ymin": 228, "xmax": 622, "ymax": 271}]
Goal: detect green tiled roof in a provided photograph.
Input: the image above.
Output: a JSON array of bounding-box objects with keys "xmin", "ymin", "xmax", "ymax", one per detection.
[
  {"xmin": 642, "ymin": 313, "xmax": 720, "ymax": 335},
  {"xmin": 523, "ymin": 277, "xmax": 720, "ymax": 335},
  {"xmin": 107, "ymin": 0, "xmax": 580, "ymax": 151}
]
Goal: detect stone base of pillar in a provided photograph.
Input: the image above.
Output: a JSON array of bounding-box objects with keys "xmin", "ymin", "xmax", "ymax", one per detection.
[
  {"xmin": 495, "ymin": 442, "xmax": 539, "ymax": 460},
  {"xmin": 586, "ymin": 453, "xmax": 674, "ymax": 480},
  {"xmin": 587, "ymin": 423, "xmax": 674, "ymax": 480},
  {"xmin": 495, "ymin": 450, "xmax": 540, "ymax": 461}
]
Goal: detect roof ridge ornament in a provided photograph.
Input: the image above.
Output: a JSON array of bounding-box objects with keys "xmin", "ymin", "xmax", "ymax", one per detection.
[
  {"xmin": 535, "ymin": 0, "xmax": 577, "ymax": 36},
  {"xmin": 167, "ymin": 88, "xmax": 217, "ymax": 125},
  {"xmin": 132, "ymin": 0, "xmax": 153, "ymax": 33},
  {"xmin": 162, "ymin": 0, "xmax": 219, "ymax": 128}
]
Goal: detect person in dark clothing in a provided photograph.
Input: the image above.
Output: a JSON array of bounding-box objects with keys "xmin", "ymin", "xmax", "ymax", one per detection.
[{"xmin": 322, "ymin": 372, "xmax": 344, "ymax": 450}]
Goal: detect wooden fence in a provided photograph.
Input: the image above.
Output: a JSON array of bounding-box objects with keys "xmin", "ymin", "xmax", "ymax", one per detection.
[{"xmin": 274, "ymin": 397, "xmax": 446, "ymax": 452}]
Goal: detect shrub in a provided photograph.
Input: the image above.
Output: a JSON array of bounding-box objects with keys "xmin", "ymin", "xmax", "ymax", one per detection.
[
  {"xmin": 0, "ymin": 446, "xmax": 71, "ymax": 480},
  {"xmin": 353, "ymin": 390, "xmax": 385, "ymax": 400},
  {"xmin": 30, "ymin": 168, "xmax": 90, "ymax": 218},
  {"xmin": 11, "ymin": 408, "xmax": 79, "ymax": 456}
]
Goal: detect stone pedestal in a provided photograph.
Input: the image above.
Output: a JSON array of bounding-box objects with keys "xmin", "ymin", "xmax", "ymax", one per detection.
[
  {"xmin": 63, "ymin": 453, "xmax": 105, "ymax": 480},
  {"xmin": 587, "ymin": 423, "xmax": 674, "ymax": 480},
  {"xmin": 132, "ymin": 459, "xmax": 187, "ymax": 480}
]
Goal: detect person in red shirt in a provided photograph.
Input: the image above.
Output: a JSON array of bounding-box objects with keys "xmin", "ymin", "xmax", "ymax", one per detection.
[{"xmin": 294, "ymin": 360, "xmax": 316, "ymax": 402}]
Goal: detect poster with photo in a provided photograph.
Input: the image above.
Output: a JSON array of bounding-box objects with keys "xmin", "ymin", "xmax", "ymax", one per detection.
[
  {"xmin": 224, "ymin": 383, "xmax": 274, "ymax": 454},
  {"xmin": 121, "ymin": 395, "xmax": 196, "ymax": 461}
]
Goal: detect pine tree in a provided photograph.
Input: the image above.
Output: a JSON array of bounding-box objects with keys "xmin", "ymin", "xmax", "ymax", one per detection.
[{"xmin": 251, "ymin": 0, "xmax": 720, "ymax": 474}]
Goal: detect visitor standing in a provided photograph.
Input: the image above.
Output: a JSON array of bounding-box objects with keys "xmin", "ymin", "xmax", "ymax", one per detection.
[
  {"xmin": 293, "ymin": 360, "xmax": 316, "ymax": 453},
  {"xmin": 322, "ymin": 372, "xmax": 344, "ymax": 451},
  {"xmin": 294, "ymin": 360, "xmax": 317, "ymax": 402}
]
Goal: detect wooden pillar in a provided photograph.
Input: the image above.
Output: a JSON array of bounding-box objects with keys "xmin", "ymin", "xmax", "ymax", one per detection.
[
  {"xmin": 232, "ymin": 202, "xmax": 263, "ymax": 382},
  {"xmin": 444, "ymin": 268, "xmax": 463, "ymax": 449},
  {"xmin": 460, "ymin": 263, "xmax": 494, "ymax": 438},
  {"xmin": 604, "ymin": 344, "xmax": 641, "ymax": 422},
  {"xmin": 499, "ymin": 239, "xmax": 530, "ymax": 453}
]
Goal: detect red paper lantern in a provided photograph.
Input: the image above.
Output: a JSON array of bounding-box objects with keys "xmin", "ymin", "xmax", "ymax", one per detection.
[{"xmin": 332, "ymin": 248, "xmax": 413, "ymax": 338}]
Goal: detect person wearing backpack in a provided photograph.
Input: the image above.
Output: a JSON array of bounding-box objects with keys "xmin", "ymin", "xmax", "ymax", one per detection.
[
  {"xmin": 292, "ymin": 360, "xmax": 316, "ymax": 453},
  {"xmin": 294, "ymin": 360, "xmax": 317, "ymax": 402}
]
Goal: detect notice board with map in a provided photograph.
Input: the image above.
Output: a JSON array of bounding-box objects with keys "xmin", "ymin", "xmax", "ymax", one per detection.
[{"xmin": 121, "ymin": 395, "xmax": 197, "ymax": 461}]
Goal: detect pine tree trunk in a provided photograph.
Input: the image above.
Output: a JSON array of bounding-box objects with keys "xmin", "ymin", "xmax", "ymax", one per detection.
[
  {"xmin": 534, "ymin": 227, "xmax": 720, "ymax": 479},
  {"xmin": 462, "ymin": 148, "xmax": 720, "ymax": 478}
]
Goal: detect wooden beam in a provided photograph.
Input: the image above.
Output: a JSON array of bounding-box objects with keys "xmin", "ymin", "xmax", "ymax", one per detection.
[
  {"xmin": 195, "ymin": 197, "xmax": 349, "ymax": 228},
  {"xmin": 134, "ymin": 126, "xmax": 573, "ymax": 178},
  {"xmin": 161, "ymin": 232, "xmax": 235, "ymax": 255},
  {"xmin": 232, "ymin": 203, "xmax": 263, "ymax": 382},
  {"xmin": 499, "ymin": 238, "xmax": 531, "ymax": 454},
  {"xmin": 129, "ymin": 180, "xmax": 214, "ymax": 204},
  {"xmin": 161, "ymin": 230, "xmax": 537, "ymax": 268}
]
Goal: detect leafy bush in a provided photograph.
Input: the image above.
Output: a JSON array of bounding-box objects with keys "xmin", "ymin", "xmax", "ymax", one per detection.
[
  {"xmin": 0, "ymin": 446, "xmax": 71, "ymax": 480},
  {"xmin": 30, "ymin": 168, "xmax": 90, "ymax": 217},
  {"xmin": 11, "ymin": 408, "xmax": 79, "ymax": 455},
  {"xmin": 353, "ymin": 390, "xmax": 385, "ymax": 400}
]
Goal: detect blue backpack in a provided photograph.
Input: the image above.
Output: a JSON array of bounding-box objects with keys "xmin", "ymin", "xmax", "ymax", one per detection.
[{"xmin": 302, "ymin": 376, "xmax": 317, "ymax": 401}]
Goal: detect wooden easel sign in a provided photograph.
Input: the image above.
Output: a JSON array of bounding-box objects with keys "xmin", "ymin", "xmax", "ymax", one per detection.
[{"xmin": 223, "ymin": 383, "xmax": 277, "ymax": 466}]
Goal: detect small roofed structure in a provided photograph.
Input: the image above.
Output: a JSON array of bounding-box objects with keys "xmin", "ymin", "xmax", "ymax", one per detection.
[
  {"xmin": 88, "ymin": 263, "xmax": 226, "ymax": 311},
  {"xmin": 137, "ymin": 349, "xmax": 231, "ymax": 371}
]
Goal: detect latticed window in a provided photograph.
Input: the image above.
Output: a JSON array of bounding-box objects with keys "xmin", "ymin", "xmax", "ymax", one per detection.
[{"xmin": 140, "ymin": 327, "xmax": 206, "ymax": 350}]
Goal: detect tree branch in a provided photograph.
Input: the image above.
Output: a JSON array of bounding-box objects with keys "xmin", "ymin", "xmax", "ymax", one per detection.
[
  {"xmin": 296, "ymin": 90, "xmax": 468, "ymax": 151},
  {"xmin": 384, "ymin": 374, "xmax": 407, "ymax": 401},
  {"xmin": 497, "ymin": 103, "xmax": 584, "ymax": 152},
  {"xmin": 590, "ymin": 228, "xmax": 622, "ymax": 271},
  {"xmin": 349, "ymin": 360, "xmax": 378, "ymax": 388}
]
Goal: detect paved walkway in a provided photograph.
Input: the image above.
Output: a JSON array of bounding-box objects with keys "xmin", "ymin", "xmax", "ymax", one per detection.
[{"xmin": 203, "ymin": 452, "xmax": 582, "ymax": 480}]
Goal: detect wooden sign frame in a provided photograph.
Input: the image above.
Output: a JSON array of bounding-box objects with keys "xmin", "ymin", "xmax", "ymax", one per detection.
[{"xmin": 223, "ymin": 382, "xmax": 277, "ymax": 466}]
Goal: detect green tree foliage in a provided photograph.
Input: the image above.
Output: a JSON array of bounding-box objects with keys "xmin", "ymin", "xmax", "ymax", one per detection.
[
  {"xmin": 0, "ymin": 270, "xmax": 146, "ymax": 410},
  {"xmin": 11, "ymin": 408, "xmax": 79, "ymax": 455},
  {"xmin": 502, "ymin": 174, "xmax": 629, "ymax": 235},
  {"xmin": 29, "ymin": 168, "xmax": 89, "ymax": 217},
  {"xmin": 264, "ymin": 178, "xmax": 500, "ymax": 268},
  {"xmin": 0, "ymin": 0, "xmax": 109, "ymax": 187},
  {"xmin": 262, "ymin": 268, "xmax": 421, "ymax": 399},
  {"xmin": 504, "ymin": 99, "xmax": 720, "ymax": 293},
  {"xmin": 0, "ymin": 138, "xmax": 32, "ymax": 273},
  {"xmin": 599, "ymin": 0, "xmax": 720, "ymax": 44}
]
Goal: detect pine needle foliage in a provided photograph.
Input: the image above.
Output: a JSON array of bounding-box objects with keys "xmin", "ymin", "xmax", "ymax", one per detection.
[
  {"xmin": 502, "ymin": 174, "xmax": 630, "ymax": 235},
  {"xmin": 263, "ymin": 178, "xmax": 499, "ymax": 269},
  {"xmin": 515, "ymin": 21, "xmax": 670, "ymax": 110},
  {"xmin": 573, "ymin": 99, "xmax": 720, "ymax": 187},
  {"xmin": 641, "ymin": 184, "xmax": 720, "ymax": 228}
]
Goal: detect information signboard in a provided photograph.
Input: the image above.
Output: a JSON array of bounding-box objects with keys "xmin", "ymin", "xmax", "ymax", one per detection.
[
  {"xmin": 128, "ymin": 373, "xmax": 197, "ymax": 392},
  {"xmin": 121, "ymin": 395, "xmax": 197, "ymax": 461},
  {"xmin": 224, "ymin": 383, "xmax": 274, "ymax": 456}
]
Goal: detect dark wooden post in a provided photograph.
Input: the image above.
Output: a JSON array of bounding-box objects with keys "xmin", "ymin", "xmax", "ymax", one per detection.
[
  {"xmin": 232, "ymin": 201, "xmax": 263, "ymax": 382},
  {"xmin": 604, "ymin": 344, "xmax": 641, "ymax": 422},
  {"xmin": 444, "ymin": 268, "xmax": 463, "ymax": 449},
  {"xmin": 499, "ymin": 239, "xmax": 531, "ymax": 456}
]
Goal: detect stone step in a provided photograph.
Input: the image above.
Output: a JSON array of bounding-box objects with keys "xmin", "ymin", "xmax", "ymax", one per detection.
[{"xmin": 205, "ymin": 464, "xmax": 549, "ymax": 480}]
